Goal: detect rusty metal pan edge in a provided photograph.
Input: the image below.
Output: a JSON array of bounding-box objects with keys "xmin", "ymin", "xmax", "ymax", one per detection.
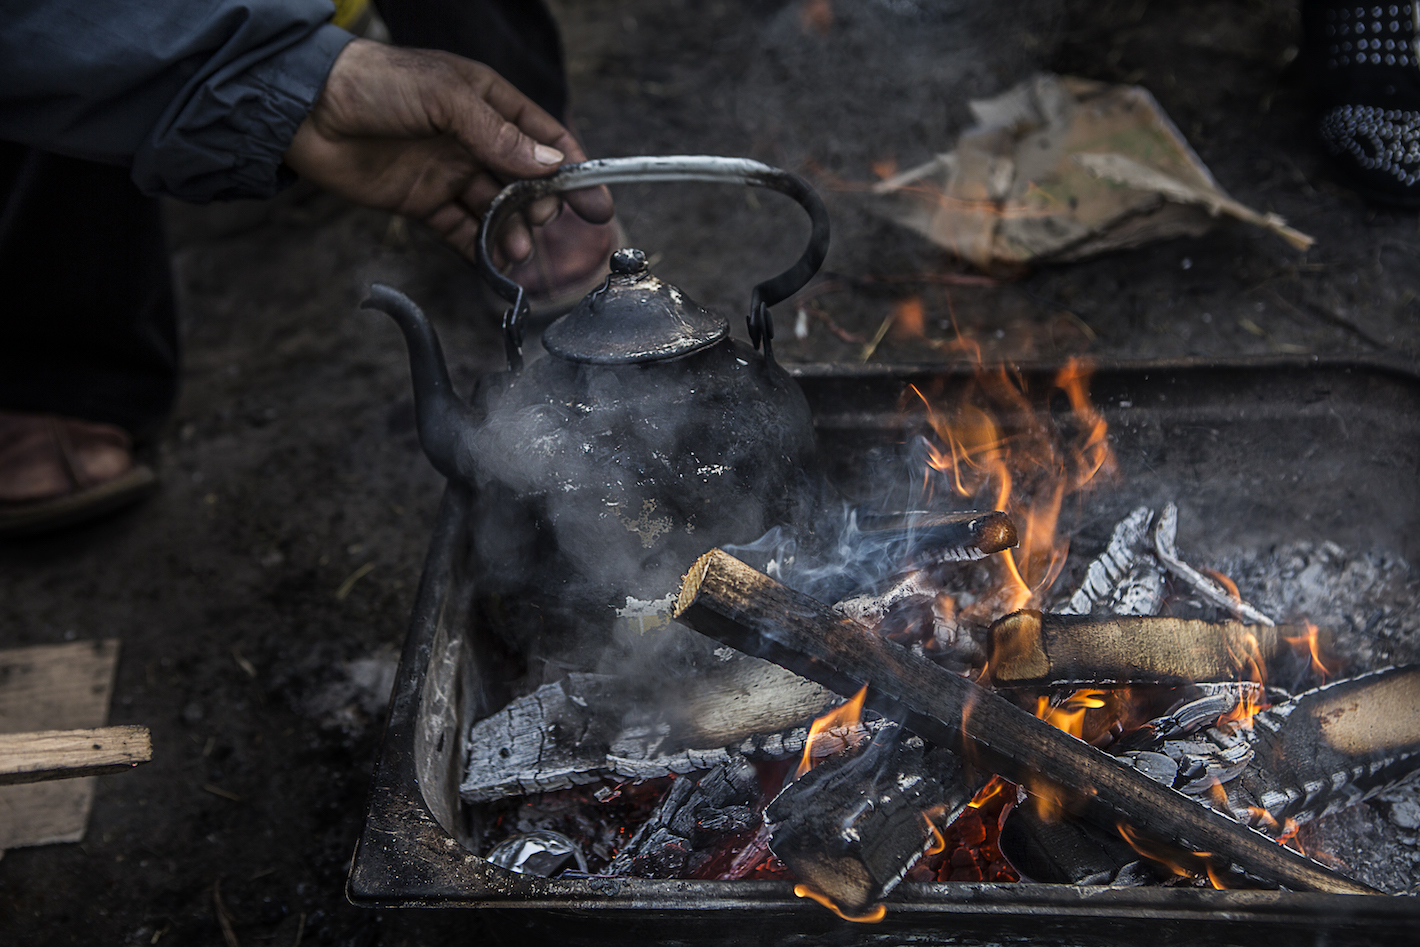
[{"xmin": 350, "ymin": 358, "xmax": 1420, "ymax": 926}]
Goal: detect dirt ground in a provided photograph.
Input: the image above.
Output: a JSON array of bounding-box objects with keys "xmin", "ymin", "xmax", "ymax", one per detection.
[{"xmin": 3, "ymin": 1, "xmax": 1419, "ymax": 943}]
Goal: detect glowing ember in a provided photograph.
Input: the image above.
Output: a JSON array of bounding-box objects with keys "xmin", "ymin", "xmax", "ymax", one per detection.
[{"xmin": 796, "ymin": 684, "xmax": 868, "ymax": 778}]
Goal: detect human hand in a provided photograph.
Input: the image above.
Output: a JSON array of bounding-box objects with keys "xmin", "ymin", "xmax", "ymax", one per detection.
[{"xmin": 283, "ymin": 39, "xmax": 613, "ymax": 264}]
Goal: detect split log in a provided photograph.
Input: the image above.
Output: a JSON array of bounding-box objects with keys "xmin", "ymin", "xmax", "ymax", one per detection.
[
  {"xmin": 765, "ymin": 725, "xmax": 979, "ymax": 914},
  {"xmin": 673, "ymin": 549, "xmax": 1377, "ymax": 895},
  {"xmin": 606, "ymin": 755, "xmax": 761, "ymax": 878},
  {"xmin": 0, "ymin": 726, "xmax": 151, "ymax": 786},
  {"xmin": 987, "ymin": 610, "xmax": 1310, "ymax": 686},
  {"xmin": 1223, "ymin": 666, "xmax": 1420, "ymax": 831}
]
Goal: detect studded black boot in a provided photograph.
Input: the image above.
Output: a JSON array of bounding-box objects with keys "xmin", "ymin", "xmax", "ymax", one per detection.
[{"xmin": 1303, "ymin": 2, "xmax": 1420, "ymax": 206}]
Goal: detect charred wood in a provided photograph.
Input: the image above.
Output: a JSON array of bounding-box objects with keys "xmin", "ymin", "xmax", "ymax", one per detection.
[
  {"xmin": 1225, "ymin": 666, "xmax": 1420, "ymax": 832},
  {"xmin": 834, "ymin": 572, "xmax": 984, "ymax": 671},
  {"xmin": 1058, "ymin": 506, "xmax": 1158, "ymax": 616},
  {"xmin": 1153, "ymin": 503, "xmax": 1275, "ymax": 625},
  {"xmin": 987, "ymin": 610, "xmax": 1307, "ymax": 687},
  {"xmin": 764, "ymin": 725, "xmax": 978, "ymax": 914},
  {"xmin": 855, "ymin": 510, "xmax": 1019, "ymax": 565},
  {"xmin": 673, "ymin": 548, "xmax": 1377, "ymax": 894},
  {"xmin": 462, "ymin": 660, "xmax": 843, "ymax": 802},
  {"xmin": 997, "ymin": 803, "xmax": 1147, "ymax": 886},
  {"xmin": 606, "ymin": 755, "xmax": 762, "ymax": 878},
  {"xmin": 460, "ymin": 673, "xmax": 623, "ymax": 802}
]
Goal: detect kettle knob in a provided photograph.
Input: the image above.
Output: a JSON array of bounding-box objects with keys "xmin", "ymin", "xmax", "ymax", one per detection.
[{"xmin": 609, "ymin": 248, "xmax": 649, "ymax": 276}]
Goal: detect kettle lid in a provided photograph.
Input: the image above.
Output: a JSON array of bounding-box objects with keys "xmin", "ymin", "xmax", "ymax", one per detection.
[{"xmin": 541, "ymin": 248, "xmax": 729, "ymax": 365}]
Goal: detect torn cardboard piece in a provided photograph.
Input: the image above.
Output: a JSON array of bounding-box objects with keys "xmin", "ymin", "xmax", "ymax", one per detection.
[
  {"xmin": 873, "ymin": 74, "xmax": 1313, "ymax": 270},
  {"xmin": 0, "ymin": 640, "xmax": 122, "ymax": 853}
]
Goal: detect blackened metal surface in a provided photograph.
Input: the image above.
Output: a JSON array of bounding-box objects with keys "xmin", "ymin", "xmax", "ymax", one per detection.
[
  {"xmin": 351, "ymin": 357, "xmax": 1420, "ymax": 944},
  {"xmin": 541, "ymin": 248, "xmax": 730, "ymax": 364}
]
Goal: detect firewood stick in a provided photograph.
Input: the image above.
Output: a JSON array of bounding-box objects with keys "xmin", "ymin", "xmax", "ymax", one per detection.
[
  {"xmin": 674, "ymin": 549, "xmax": 1377, "ymax": 895},
  {"xmin": 0, "ymin": 726, "xmax": 152, "ymax": 786},
  {"xmin": 988, "ymin": 610, "xmax": 1310, "ymax": 686}
]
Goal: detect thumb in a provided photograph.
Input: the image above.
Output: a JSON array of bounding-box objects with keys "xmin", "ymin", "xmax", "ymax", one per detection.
[{"xmin": 442, "ymin": 87, "xmax": 566, "ymax": 180}]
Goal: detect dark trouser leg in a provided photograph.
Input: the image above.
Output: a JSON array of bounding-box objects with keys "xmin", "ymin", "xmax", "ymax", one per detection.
[
  {"xmin": 0, "ymin": 143, "xmax": 179, "ymax": 438},
  {"xmin": 375, "ymin": 0, "xmax": 569, "ymax": 118}
]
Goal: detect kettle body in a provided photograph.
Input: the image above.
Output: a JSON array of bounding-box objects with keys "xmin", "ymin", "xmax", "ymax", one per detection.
[{"xmin": 363, "ymin": 157, "xmax": 831, "ymax": 668}]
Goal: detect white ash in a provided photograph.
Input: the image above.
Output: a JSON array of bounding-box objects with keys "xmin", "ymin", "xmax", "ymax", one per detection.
[
  {"xmin": 1208, "ymin": 541, "xmax": 1420, "ymax": 893},
  {"xmin": 1217, "ymin": 541, "xmax": 1420, "ymax": 672}
]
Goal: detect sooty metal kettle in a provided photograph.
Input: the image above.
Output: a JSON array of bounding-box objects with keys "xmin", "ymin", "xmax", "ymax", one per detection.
[{"xmin": 362, "ymin": 156, "xmax": 831, "ymax": 661}]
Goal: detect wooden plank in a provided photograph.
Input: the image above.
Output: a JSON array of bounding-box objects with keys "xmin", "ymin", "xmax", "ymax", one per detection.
[
  {"xmin": 0, "ymin": 640, "xmax": 121, "ymax": 850},
  {"xmin": 674, "ymin": 549, "xmax": 1378, "ymax": 896},
  {"xmin": 0, "ymin": 727, "xmax": 152, "ymax": 786}
]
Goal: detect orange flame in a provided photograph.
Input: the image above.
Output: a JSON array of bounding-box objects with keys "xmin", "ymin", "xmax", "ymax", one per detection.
[
  {"xmin": 1027, "ymin": 689, "xmax": 1108, "ymax": 820},
  {"xmin": 796, "ymin": 685, "xmax": 868, "ymax": 778},
  {"xmin": 967, "ymin": 776, "xmax": 1013, "ymax": 810},
  {"xmin": 1034, "ymin": 689, "xmax": 1109, "ymax": 740},
  {"xmin": 922, "ymin": 812, "xmax": 947, "ymax": 856},
  {"xmin": 892, "ymin": 296, "xmax": 926, "ymax": 338},
  {"xmin": 1277, "ymin": 817, "xmax": 1304, "ymax": 853},
  {"xmin": 1202, "ymin": 568, "xmax": 1242, "ymax": 604},
  {"xmin": 794, "ymin": 885, "xmax": 887, "ymax": 923},
  {"xmin": 1283, "ymin": 623, "xmax": 1332, "ymax": 682},
  {"xmin": 1216, "ymin": 691, "xmax": 1265, "ymax": 735},
  {"xmin": 907, "ymin": 356, "xmax": 1116, "ymax": 620},
  {"xmin": 1117, "ymin": 824, "xmax": 1226, "ymax": 887},
  {"xmin": 871, "ymin": 158, "xmax": 899, "ymax": 181}
]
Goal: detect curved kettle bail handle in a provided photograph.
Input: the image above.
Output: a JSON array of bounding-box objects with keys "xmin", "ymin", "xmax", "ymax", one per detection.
[{"xmin": 477, "ymin": 155, "xmax": 831, "ymax": 371}]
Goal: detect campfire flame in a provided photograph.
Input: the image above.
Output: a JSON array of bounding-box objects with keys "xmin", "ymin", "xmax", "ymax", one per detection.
[
  {"xmin": 907, "ymin": 355, "xmax": 1116, "ymax": 619},
  {"xmin": 796, "ymin": 684, "xmax": 868, "ymax": 778},
  {"xmin": 1117, "ymin": 823, "xmax": 1228, "ymax": 889},
  {"xmin": 922, "ymin": 811, "xmax": 948, "ymax": 856},
  {"xmin": 1284, "ymin": 623, "xmax": 1332, "ymax": 682}
]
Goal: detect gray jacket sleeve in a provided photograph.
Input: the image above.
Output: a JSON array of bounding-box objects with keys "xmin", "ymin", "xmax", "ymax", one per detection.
[{"xmin": 1, "ymin": 0, "xmax": 354, "ymax": 202}]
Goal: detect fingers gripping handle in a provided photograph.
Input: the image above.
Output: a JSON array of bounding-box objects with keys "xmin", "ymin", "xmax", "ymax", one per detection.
[{"xmin": 476, "ymin": 156, "xmax": 831, "ymax": 371}]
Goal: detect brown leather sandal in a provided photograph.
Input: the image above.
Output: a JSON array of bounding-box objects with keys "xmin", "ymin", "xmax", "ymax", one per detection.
[{"xmin": 0, "ymin": 411, "xmax": 157, "ymax": 538}]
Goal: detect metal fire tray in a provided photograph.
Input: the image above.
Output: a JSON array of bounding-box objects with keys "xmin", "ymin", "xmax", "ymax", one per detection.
[{"xmin": 350, "ymin": 357, "xmax": 1420, "ymax": 945}]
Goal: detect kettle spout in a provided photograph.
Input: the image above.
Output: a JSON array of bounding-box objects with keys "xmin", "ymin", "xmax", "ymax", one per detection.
[{"xmin": 361, "ymin": 283, "xmax": 478, "ymax": 483}]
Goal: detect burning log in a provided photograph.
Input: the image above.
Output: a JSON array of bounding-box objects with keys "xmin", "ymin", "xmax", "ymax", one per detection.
[
  {"xmin": 606, "ymin": 755, "xmax": 761, "ymax": 878},
  {"xmin": 1223, "ymin": 666, "xmax": 1420, "ymax": 831},
  {"xmin": 987, "ymin": 610, "xmax": 1309, "ymax": 687},
  {"xmin": 673, "ymin": 549, "xmax": 1377, "ymax": 895},
  {"xmin": 854, "ymin": 510, "xmax": 1019, "ymax": 564},
  {"xmin": 764, "ymin": 724, "xmax": 979, "ymax": 915}
]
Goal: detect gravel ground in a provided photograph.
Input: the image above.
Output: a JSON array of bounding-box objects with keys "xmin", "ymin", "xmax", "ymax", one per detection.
[{"xmin": 3, "ymin": 1, "xmax": 1419, "ymax": 943}]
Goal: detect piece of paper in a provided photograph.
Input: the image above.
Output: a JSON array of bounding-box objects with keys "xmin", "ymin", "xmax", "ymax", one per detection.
[{"xmin": 874, "ymin": 74, "xmax": 1312, "ymax": 269}]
